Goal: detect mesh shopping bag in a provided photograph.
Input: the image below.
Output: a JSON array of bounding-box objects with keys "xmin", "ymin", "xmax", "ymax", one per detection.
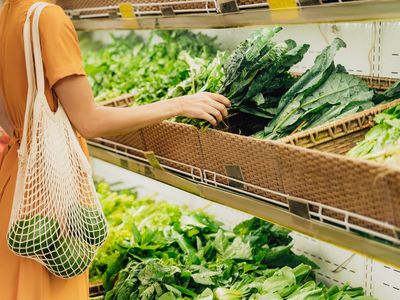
[{"xmin": 7, "ymin": 2, "xmax": 108, "ymax": 279}]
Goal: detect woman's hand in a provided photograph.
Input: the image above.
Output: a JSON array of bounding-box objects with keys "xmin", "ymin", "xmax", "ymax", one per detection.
[{"xmin": 173, "ymin": 92, "xmax": 231, "ymax": 126}]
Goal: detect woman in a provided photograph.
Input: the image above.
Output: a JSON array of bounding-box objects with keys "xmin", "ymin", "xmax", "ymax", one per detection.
[{"xmin": 0, "ymin": 0, "xmax": 230, "ymax": 299}]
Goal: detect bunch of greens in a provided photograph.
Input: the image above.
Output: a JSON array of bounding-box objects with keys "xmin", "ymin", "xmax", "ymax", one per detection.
[
  {"xmin": 347, "ymin": 104, "xmax": 400, "ymax": 167},
  {"xmin": 82, "ymin": 30, "xmax": 220, "ymax": 103},
  {"xmin": 167, "ymin": 51, "xmax": 227, "ymax": 128},
  {"xmin": 219, "ymin": 27, "xmax": 309, "ymax": 120},
  {"xmin": 255, "ymin": 38, "xmax": 378, "ymax": 140},
  {"xmin": 90, "ymin": 181, "xmax": 182, "ymax": 282},
  {"xmin": 93, "ymin": 181, "xmax": 374, "ymax": 300}
]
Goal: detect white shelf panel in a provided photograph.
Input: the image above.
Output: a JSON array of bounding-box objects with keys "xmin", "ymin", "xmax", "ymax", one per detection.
[{"xmin": 379, "ymin": 21, "xmax": 400, "ymax": 78}]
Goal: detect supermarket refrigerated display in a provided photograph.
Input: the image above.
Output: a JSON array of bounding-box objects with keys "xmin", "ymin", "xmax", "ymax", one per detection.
[
  {"xmin": 61, "ymin": 1, "xmax": 400, "ymax": 298},
  {"xmin": 81, "ymin": 24, "xmax": 400, "ymax": 265}
]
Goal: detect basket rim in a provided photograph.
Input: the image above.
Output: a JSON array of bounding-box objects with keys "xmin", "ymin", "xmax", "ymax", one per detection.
[{"xmin": 279, "ymin": 99, "xmax": 400, "ymax": 145}]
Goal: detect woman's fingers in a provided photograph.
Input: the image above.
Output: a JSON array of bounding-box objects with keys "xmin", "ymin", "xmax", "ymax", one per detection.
[
  {"xmin": 175, "ymin": 92, "xmax": 231, "ymax": 126},
  {"xmin": 199, "ymin": 112, "xmax": 217, "ymax": 126},
  {"xmin": 204, "ymin": 92, "xmax": 231, "ymax": 108},
  {"xmin": 205, "ymin": 98, "xmax": 228, "ymax": 118},
  {"xmin": 202, "ymin": 104, "xmax": 223, "ymax": 123}
]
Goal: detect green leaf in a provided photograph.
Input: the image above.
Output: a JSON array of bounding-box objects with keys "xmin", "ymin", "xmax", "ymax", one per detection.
[
  {"xmin": 214, "ymin": 287, "xmax": 243, "ymax": 300},
  {"xmin": 262, "ymin": 266, "xmax": 296, "ymax": 294},
  {"xmin": 196, "ymin": 288, "xmax": 214, "ymax": 300},
  {"xmin": 223, "ymin": 237, "xmax": 253, "ymax": 260},
  {"xmin": 158, "ymin": 291, "xmax": 178, "ymax": 300}
]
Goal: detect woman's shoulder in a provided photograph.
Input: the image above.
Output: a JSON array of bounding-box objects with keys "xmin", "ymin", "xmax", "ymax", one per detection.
[
  {"xmin": 40, "ymin": 4, "xmax": 71, "ymax": 28},
  {"xmin": 38, "ymin": 3, "xmax": 76, "ymax": 37}
]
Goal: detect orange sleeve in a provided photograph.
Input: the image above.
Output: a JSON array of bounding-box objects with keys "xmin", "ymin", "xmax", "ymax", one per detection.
[{"xmin": 39, "ymin": 5, "xmax": 86, "ymax": 88}]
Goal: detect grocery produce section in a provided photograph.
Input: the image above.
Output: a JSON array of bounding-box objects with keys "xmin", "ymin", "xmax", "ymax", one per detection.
[
  {"xmin": 55, "ymin": 0, "xmax": 400, "ymax": 299},
  {"xmin": 92, "ymin": 179, "xmax": 374, "ymax": 300},
  {"xmin": 90, "ymin": 160, "xmax": 400, "ymax": 299}
]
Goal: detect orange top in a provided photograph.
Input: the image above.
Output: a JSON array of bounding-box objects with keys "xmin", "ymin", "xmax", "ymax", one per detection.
[{"xmin": 0, "ymin": 1, "xmax": 89, "ymax": 299}]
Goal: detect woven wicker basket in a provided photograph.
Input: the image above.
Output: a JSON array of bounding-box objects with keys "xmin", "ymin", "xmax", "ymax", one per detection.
[
  {"xmin": 280, "ymin": 99, "xmax": 400, "ymax": 154},
  {"xmin": 200, "ymin": 128, "xmax": 399, "ymax": 237},
  {"xmin": 200, "ymin": 129, "xmax": 286, "ymax": 202},
  {"xmin": 276, "ymin": 141, "xmax": 399, "ymax": 236},
  {"xmin": 141, "ymin": 121, "xmax": 204, "ymax": 172},
  {"xmin": 89, "ymin": 75, "xmax": 400, "ymax": 238},
  {"xmin": 103, "ymin": 131, "xmax": 147, "ymax": 158},
  {"xmin": 95, "ymin": 93, "xmax": 146, "ymax": 156},
  {"xmin": 359, "ymin": 75, "xmax": 399, "ymax": 92},
  {"xmin": 277, "ymin": 99, "xmax": 400, "ymax": 235}
]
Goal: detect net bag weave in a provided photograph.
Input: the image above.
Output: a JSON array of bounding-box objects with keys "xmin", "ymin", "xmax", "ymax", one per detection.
[{"xmin": 7, "ymin": 2, "xmax": 108, "ymax": 279}]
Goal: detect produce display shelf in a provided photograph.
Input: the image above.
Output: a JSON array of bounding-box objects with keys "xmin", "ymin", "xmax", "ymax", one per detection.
[
  {"xmin": 88, "ymin": 141, "xmax": 400, "ymax": 268},
  {"xmin": 99, "ymin": 93, "xmax": 135, "ymax": 108},
  {"xmin": 89, "ymin": 282, "xmax": 104, "ymax": 298},
  {"xmin": 70, "ymin": 0, "xmax": 400, "ymax": 31}
]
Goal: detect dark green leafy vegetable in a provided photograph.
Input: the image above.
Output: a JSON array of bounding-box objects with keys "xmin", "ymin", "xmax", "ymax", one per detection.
[
  {"xmin": 253, "ymin": 38, "xmax": 400, "ymax": 140},
  {"xmin": 219, "ymin": 27, "xmax": 309, "ymax": 121},
  {"xmin": 256, "ymin": 38, "xmax": 379, "ymax": 140}
]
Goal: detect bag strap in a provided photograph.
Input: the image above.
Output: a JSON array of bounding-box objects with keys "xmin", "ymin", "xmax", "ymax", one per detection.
[
  {"xmin": 31, "ymin": 3, "xmax": 50, "ymax": 96},
  {"xmin": 20, "ymin": 2, "xmax": 52, "ymax": 159}
]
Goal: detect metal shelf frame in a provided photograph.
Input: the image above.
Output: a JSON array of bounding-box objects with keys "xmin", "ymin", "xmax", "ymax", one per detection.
[
  {"xmin": 88, "ymin": 141, "xmax": 400, "ymax": 268},
  {"xmin": 71, "ymin": 0, "xmax": 400, "ymax": 31}
]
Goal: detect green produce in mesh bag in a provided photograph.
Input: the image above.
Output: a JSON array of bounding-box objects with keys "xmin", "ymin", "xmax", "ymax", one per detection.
[
  {"xmin": 8, "ymin": 215, "xmax": 60, "ymax": 256},
  {"xmin": 68, "ymin": 203, "xmax": 108, "ymax": 247},
  {"xmin": 81, "ymin": 206, "xmax": 108, "ymax": 247},
  {"xmin": 43, "ymin": 237, "xmax": 93, "ymax": 278}
]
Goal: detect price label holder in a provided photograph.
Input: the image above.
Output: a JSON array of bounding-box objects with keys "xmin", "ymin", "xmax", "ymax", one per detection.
[
  {"xmin": 119, "ymin": 158, "xmax": 129, "ymax": 170},
  {"xmin": 268, "ymin": 0, "xmax": 299, "ymax": 21},
  {"xmin": 224, "ymin": 165, "xmax": 245, "ymax": 189},
  {"xmin": 217, "ymin": 0, "xmax": 239, "ymax": 14},
  {"xmin": 288, "ymin": 198, "xmax": 310, "ymax": 220},
  {"xmin": 298, "ymin": 0, "xmax": 320, "ymax": 6},
  {"xmin": 70, "ymin": 10, "xmax": 81, "ymax": 20},
  {"xmin": 160, "ymin": 6, "xmax": 175, "ymax": 16},
  {"xmin": 108, "ymin": 9, "xmax": 119, "ymax": 19},
  {"xmin": 144, "ymin": 151, "xmax": 164, "ymax": 171},
  {"xmin": 119, "ymin": 3, "xmax": 139, "ymax": 29}
]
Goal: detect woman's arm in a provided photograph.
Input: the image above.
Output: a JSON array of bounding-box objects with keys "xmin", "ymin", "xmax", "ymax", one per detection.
[{"xmin": 54, "ymin": 75, "xmax": 230, "ymax": 139}]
